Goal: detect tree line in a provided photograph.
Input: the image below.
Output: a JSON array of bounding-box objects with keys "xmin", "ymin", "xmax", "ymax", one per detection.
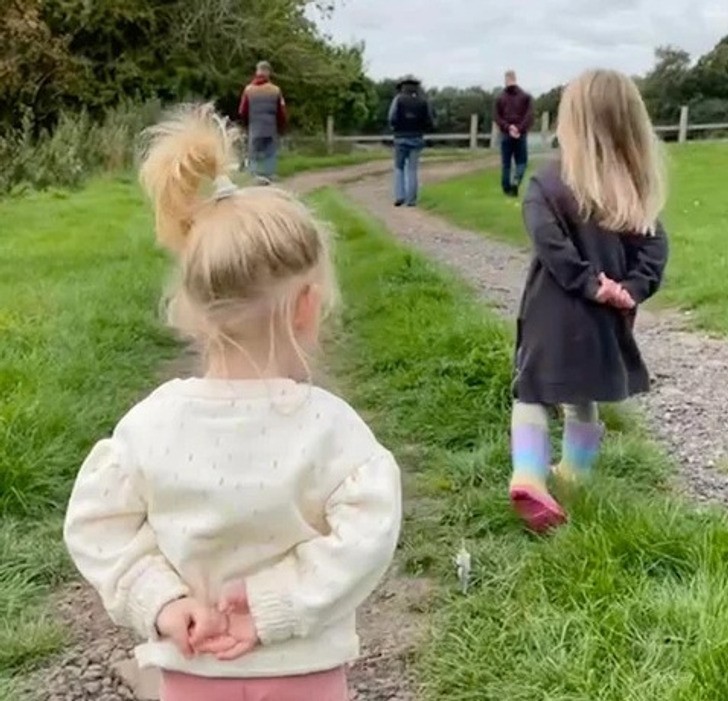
[
  {"xmin": 0, "ymin": 0, "xmax": 371, "ymax": 134},
  {"xmin": 355, "ymin": 38, "xmax": 728, "ymax": 136},
  {"xmin": 534, "ymin": 40, "xmax": 728, "ymax": 130},
  {"xmin": 2, "ymin": 0, "xmax": 726, "ymax": 141}
]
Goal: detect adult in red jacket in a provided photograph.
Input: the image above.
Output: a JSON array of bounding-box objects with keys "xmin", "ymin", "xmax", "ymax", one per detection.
[
  {"xmin": 494, "ymin": 70, "xmax": 534, "ymax": 197},
  {"xmin": 238, "ymin": 61, "xmax": 287, "ymax": 183}
]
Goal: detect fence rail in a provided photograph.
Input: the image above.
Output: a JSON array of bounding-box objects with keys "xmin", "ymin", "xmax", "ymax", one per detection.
[{"xmin": 322, "ymin": 104, "xmax": 728, "ymax": 153}]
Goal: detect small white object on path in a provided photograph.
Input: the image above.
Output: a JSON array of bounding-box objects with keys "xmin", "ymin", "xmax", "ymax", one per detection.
[{"xmin": 455, "ymin": 542, "xmax": 472, "ymax": 595}]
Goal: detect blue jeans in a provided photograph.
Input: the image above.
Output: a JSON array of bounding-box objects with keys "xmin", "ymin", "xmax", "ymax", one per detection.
[
  {"xmin": 249, "ymin": 136, "xmax": 278, "ymax": 179},
  {"xmin": 393, "ymin": 137, "xmax": 424, "ymax": 205},
  {"xmin": 500, "ymin": 135, "xmax": 528, "ymax": 193}
]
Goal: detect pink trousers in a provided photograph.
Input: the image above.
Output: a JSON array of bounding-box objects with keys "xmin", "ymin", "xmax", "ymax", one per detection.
[{"xmin": 161, "ymin": 667, "xmax": 348, "ymax": 701}]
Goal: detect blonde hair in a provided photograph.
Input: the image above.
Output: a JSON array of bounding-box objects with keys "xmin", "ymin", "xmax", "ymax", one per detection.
[
  {"xmin": 557, "ymin": 69, "xmax": 666, "ymax": 234},
  {"xmin": 138, "ymin": 103, "xmax": 336, "ymax": 369}
]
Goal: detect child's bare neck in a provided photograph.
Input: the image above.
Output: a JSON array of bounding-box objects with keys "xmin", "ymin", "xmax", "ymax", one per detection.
[{"xmin": 205, "ymin": 348, "xmax": 296, "ymax": 381}]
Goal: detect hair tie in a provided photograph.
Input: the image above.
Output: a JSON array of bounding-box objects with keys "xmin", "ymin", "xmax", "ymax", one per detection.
[{"xmin": 213, "ymin": 175, "xmax": 238, "ymax": 201}]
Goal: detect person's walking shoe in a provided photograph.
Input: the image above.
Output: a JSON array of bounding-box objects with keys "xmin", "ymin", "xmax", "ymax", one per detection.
[
  {"xmin": 511, "ymin": 183, "xmax": 520, "ymax": 197},
  {"xmin": 509, "ymin": 422, "xmax": 566, "ymax": 533},
  {"xmin": 255, "ymin": 176, "xmax": 272, "ymax": 186},
  {"xmin": 406, "ymin": 202, "xmax": 417, "ymax": 207},
  {"xmin": 394, "ymin": 200, "xmax": 405, "ymax": 207},
  {"xmin": 510, "ymin": 486, "xmax": 567, "ymax": 533}
]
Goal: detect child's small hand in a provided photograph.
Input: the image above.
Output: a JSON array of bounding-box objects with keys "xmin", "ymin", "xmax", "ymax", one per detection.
[
  {"xmin": 191, "ymin": 612, "xmax": 260, "ymax": 660},
  {"xmin": 595, "ymin": 273, "xmax": 619, "ymax": 304},
  {"xmin": 596, "ymin": 273, "xmax": 636, "ymax": 310},
  {"xmin": 190, "ymin": 580, "xmax": 260, "ymax": 660},
  {"xmin": 156, "ymin": 597, "xmax": 227, "ymax": 658},
  {"xmin": 217, "ymin": 579, "xmax": 250, "ymax": 615},
  {"xmin": 194, "ymin": 613, "xmax": 260, "ymax": 661},
  {"xmin": 612, "ymin": 287, "xmax": 636, "ymax": 310}
]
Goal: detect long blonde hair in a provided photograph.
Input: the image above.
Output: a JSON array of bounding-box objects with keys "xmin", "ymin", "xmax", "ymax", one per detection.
[
  {"xmin": 557, "ymin": 69, "xmax": 666, "ymax": 234},
  {"xmin": 138, "ymin": 104, "xmax": 336, "ymax": 366}
]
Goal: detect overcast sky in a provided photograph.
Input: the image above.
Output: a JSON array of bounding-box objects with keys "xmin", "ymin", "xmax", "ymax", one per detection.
[{"xmin": 314, "ymin": 0, "xmax": 728, "ymax": 94}]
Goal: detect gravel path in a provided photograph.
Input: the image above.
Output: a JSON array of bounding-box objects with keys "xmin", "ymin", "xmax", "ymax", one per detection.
[{"xmin": 344, "ymin": 162, "xmax": 728, "ymax": 505}]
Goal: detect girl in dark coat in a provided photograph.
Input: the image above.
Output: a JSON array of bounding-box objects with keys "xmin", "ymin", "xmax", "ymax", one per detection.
[{"xmin": 509, "ymin": 69, "xmax": 669, "ymax": 533}]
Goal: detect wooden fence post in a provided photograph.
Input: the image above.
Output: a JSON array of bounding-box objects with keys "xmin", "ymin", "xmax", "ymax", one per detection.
[
  {"xmin": 540, "ymin": 111, "xmax": 550, "ymax": 148},
  {"xmin": 678, "ymin": 105, "xmax": 689, "ymax": 144},
  {"xmin": 326, "ymin": 115, "xmax": 335, "ymax": 154},
  {"xmin": 469, "ymin": 114, "xmax": 479, "ymax": 150},
  {"xmin": 490, "ymin": 121, "xmax": 499, "ymax": 150}
]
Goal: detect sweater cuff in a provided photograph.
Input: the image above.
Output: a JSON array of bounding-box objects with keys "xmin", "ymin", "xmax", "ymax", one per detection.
[
  {"xmin": 126, "ymin": 564, "xmax": 190, "ymax": 640},
  {"xmin": 245, "ymin": 565, "xmax": 296, "ymax": 645}
]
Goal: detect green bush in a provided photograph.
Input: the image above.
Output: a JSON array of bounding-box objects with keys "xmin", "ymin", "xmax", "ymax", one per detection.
[{"xmin": 0, "ymin": 99, "xmax": 162, "ymax": 195}]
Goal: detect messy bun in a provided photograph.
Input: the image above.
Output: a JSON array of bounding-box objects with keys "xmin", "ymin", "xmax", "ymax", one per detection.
[
  {"xmin": 138, "ymin": 103, "xmax": 337, "ymax": 371},
  {"xmin": 139, "ymin": 103, "xmax": 237, "ymax": 253}
]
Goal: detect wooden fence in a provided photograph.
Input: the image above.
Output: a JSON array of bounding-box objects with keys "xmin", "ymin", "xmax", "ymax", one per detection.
[{"xmin": 322, "ymin": 105, "xmax": 728, "ymax": 153}]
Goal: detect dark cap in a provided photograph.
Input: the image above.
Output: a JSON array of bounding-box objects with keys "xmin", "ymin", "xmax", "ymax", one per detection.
[{"xmin": 396, "ymin": 74, "xmax": 421, "ymax": 90}]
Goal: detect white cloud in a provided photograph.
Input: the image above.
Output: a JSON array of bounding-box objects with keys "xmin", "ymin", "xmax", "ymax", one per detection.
[{"xmin": 315, "ymin": 0, "xmax": 728, "ymax": 93}]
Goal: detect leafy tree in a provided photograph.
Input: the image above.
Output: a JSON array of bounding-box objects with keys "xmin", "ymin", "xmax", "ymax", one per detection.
[
  {"xmin": 689, "ymin": 36, "xmax": 728, "ymax": 128},
  {"xmin": 0, "ymin": 0, "xmax": 78, "ymax": 129},
  {"xmin": 639, "ymin": 46, "xmax": 692, "ymax": 123},
  {"xmin": 535, "ymin": 85, "xmax": 563, "ymax": 125},
  {"xmin": 1, "ymin": 0, "xmax": 373, "ymax": 134},
  {"xmin": 428, "ymin": 86, "xmax": 494, "ymax": 134}
]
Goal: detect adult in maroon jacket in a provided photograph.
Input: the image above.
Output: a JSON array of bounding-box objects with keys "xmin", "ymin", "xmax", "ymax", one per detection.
[{"xmin": 494, "ymin": 70, "xmax": 534, "ymax": 197}]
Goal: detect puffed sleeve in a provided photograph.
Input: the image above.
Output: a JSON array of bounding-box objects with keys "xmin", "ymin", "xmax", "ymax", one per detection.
[
  {"xmin": 244, "ymin": 438, "xmax": 401, "ymax": 645},
  {"xmin": 63, "ymin": 437, "xmax": 189, "ymax": 639}
]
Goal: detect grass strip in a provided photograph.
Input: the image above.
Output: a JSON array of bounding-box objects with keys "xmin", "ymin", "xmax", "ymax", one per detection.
[{"xmin": 312, "ymin": 188, "xmax": 728, "ymax": 701}]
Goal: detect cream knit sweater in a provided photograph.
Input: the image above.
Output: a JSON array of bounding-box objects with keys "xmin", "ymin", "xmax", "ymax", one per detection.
[{"xmin": 64, "ymin": 377, "xmax": 401, "ymax": 678}]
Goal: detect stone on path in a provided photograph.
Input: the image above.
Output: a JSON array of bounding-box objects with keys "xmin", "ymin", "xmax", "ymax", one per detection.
[{"xmin": 112, "ymin": 659, "xmax": 160, "ymax": 701}]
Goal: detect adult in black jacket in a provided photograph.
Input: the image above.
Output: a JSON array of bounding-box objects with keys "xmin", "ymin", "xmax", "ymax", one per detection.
[{"xmin": 387, "ymin": 76, "xmax": 435, "ymax": 207}]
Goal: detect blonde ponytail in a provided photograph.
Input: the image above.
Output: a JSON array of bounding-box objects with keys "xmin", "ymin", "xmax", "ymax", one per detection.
[
  {"xmin": 139, "ymin": 103, "xmax": 238, "ymax": 253},
  {"xmin": 138, "ymin": 103, "xmax": 338, "ymax": 368}
]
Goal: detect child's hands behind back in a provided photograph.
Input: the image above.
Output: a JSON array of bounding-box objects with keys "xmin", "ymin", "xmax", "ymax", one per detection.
[
  {"xmin": 596, "ymin": 273, "xmax": 636, "ymax": 310},
  {"xmin": 190, "ymin": 580, "xmax": 260, "ymax": 661},
  {"xmin": 156, "ymin": 597, "xmax": 228, "ymax": 658}
]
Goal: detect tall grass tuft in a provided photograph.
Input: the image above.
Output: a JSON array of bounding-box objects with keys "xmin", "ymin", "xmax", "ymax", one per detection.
[{"xmin": 0, "ymin": 99, "xmax": 162, "ymax": 195}]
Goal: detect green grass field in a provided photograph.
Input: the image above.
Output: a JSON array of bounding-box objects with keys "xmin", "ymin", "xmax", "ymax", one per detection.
[
  {"xmin": 277, "ymin": 150, "xmax": 390, "ymax": 177},
  {"xmin": 276, "ymin": 146, "xmax": 479, "ymax": 178},
  {"xmin": 0, "ymin": 175, "xmax": 177, "ymax": 689},
  {"xmin": 3, "ymin": 154, "xmax": 728, "ymax": 698},
  {"xmin": 313, "ymin": 190, "xmax": 728, "ymax": 700},
  {"xmin": 420, "ymin": 142, "xmax": 728, "ymax": 333}
]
